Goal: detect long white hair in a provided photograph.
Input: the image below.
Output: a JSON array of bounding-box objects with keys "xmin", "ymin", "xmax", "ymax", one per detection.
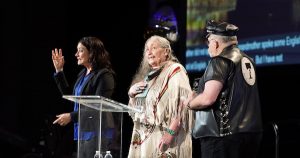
[{"xmin": 130, "ymin": 35, "xmax": 179, "ymax": 85}]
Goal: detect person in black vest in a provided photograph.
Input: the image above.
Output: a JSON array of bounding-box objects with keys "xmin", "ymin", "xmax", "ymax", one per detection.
[
  {"xmin": 52, "ymin": 36, "xmax": 115, "ymax": 158},
  {"xmin": 182, "ymin": 20, "xmax": 263, "ymax": 158}
]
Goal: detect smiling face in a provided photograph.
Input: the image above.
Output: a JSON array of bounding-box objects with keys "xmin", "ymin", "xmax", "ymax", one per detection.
[
  {"xmin": 75, "ymin": 42, "xmax": 90, "ymax": 67},
  {"xmin": 144, "ymin": 38, "xmax": 169, "ymax": 69}
]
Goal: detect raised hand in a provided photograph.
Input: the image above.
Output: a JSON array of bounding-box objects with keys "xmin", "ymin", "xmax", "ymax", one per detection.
[{"xmin": 52, "ymin": 48, "xmax": 65, "ymax": 72}]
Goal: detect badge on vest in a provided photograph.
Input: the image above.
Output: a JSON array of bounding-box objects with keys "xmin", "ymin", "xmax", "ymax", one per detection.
[{"xmin": 241, "ymin": 57, "xmax": 256, "ymax": 85}]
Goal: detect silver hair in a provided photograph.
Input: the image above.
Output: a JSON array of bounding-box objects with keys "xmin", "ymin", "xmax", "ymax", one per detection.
[
  {"xmin": 130, "ymin": 35, "xmax": 179, "ymax": 85},
  {"xmin": 213, "ymin": 34, "xmax": 238, "ymax": 44}
]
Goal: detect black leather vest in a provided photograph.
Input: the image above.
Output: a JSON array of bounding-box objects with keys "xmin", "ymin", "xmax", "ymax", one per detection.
[{"xmin": 195, "ymin": 45, "xmax": 263, "ymax": 137}]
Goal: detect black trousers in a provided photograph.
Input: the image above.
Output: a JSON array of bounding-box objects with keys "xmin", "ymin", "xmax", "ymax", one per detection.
[{"xmin": 200, "ymin": 132, "xmax": 262, "ymax": 158}]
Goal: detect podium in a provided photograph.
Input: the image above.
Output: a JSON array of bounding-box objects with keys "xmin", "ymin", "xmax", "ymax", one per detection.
[{"xmin": 63, "ymin": 95, "xmax": 141, "ymax": 158}]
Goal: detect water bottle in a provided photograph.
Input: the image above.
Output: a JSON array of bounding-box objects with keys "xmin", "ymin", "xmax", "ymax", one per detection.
[
  {"xmin": 104, "ymin": 151, "xmax": 113, "ymax": 158},
  {"xmin": 94, "ymin": 150, "xmax": 103, "ymax": 158}
]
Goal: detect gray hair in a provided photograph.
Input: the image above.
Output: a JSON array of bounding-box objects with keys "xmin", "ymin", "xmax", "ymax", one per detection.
[
  {"xmin": 130, "ymin": 35, "xmax": 179, "ymax": 84},
  {"xmin": 213, "ymin": 34, "xmax": 238, "ymax": 44}
]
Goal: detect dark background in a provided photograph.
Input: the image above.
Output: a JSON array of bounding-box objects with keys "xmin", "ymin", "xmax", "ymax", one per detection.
[{"xmin": 1, "ymin": 0, "xmax": 300, "ymax": 158}]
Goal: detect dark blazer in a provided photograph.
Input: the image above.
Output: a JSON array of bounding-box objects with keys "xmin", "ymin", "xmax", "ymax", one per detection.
[{"xmin": 53, "ymin": 68, "xmax": 115, "ymax": 123}]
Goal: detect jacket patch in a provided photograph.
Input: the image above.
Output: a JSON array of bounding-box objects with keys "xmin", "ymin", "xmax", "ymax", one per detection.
[{"xmin": 241, "ymin": 57, "xmax": 256, "ymax": 85}]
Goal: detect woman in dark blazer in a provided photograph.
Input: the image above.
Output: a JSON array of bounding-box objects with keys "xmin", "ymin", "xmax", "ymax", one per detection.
[{"xmin": 52, "ymin": 36, "xmax": 115, "ymax": 158}]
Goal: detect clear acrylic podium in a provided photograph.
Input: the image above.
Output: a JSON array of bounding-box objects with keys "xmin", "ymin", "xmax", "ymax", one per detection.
[{"xmin": 63, "ymin": 95, "xmax": 141, "ymax": 158}]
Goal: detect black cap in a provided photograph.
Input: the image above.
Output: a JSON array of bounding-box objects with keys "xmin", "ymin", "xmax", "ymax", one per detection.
[{"xmin": 205, "ymin": 20, "xmax": 239, "ymax": 38}]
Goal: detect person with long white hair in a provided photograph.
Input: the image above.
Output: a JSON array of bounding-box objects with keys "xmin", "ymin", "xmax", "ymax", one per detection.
[{"xmin": 127, "ymin": 35, "xmax": 194, "ymax": 158}]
